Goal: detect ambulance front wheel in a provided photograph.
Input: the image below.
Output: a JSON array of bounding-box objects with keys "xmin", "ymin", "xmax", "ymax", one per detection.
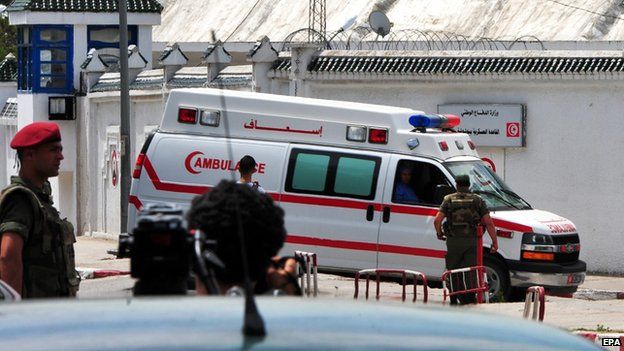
[{"xmin": 484, "ymin": 256, "xmax": 511, "ymax": 302}]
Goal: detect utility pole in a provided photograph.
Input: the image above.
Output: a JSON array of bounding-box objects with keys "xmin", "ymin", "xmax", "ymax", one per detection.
[
  {"xmin": 308, "ymin": 0, "xmax": 326, "ymax": 43},
  {"xmin": 119, "ymin": 0, "xmax": 131, "ymax": 234}
]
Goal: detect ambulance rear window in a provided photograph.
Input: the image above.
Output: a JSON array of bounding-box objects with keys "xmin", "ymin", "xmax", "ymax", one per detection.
[
  {"xmin": 334, "ymin": 158, "xmax": 377, "ymax": 197},
  {"xmin": 286, "ymin": 148, "xmax": 381, "ymax": 200},
  {"xmin": 291, "ymin": 153, "xmax": 330, "ymax": 192}
]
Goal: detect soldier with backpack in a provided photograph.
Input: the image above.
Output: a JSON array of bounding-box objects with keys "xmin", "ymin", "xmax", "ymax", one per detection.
[
  {"xmin": 433, "ymin": 174, "xmax": 497, "ymax": 304},
  {"xmin": 0, "ymin": 122, "xmax": 80, "ymax": 298}
]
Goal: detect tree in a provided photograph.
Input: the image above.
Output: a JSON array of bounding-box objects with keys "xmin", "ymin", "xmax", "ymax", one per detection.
[{"xmin": 0, "ymin": 2, "xmax": 16, "ymax": 60}]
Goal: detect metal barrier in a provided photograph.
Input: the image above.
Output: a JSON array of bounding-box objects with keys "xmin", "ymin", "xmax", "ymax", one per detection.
[
  {"xmin": 523, "ymin": 286, "xmax": 545, "ymax": 321},
  {"xmin": 353, "ymin": 269, "xmax": 428, "ymax": 303},
  {"xmin": 442, "ymin": 265, "xmax": 489, "ymax": 304},
  {"xmin": 441, "ymin": 226, "xmax": 490, "ymax": 304},
  {"xmin": 294, "ymin": 251, "xmax": 318, "ymax": 297}
]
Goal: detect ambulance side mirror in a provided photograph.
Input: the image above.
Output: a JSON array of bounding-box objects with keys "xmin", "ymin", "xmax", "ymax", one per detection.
[{"xmin": 434, "ymin": 185, "xmax": 454, "ymax": 205}]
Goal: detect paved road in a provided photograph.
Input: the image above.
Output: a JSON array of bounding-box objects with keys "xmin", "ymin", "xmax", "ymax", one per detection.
[{"xmin": 75, "ymin": 236, "xmax": 624, "ymax": 332}]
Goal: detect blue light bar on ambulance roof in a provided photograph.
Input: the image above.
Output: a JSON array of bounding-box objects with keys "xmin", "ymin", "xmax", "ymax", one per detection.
[{"xmin": 408, "ymin": 114, "xmax": 461, "ymax": 129}]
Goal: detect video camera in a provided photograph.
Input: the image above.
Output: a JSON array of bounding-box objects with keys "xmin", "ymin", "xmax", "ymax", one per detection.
[{"xmin": 118, "ymin": 203, "xmax": 223, "ymax": 296}]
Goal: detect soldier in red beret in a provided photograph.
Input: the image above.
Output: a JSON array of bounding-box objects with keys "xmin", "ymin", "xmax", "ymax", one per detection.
[{"xmin": 0, "ymin": 122, "xmax": 80, "ymax": 298}]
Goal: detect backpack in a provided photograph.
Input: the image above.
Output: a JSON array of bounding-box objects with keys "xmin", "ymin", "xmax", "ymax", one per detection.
[{"xmin": 446, "ymin": 193, "xmax": 481, "ymax": 237}]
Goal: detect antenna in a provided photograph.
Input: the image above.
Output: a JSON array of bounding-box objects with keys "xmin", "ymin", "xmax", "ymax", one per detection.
[
  {"xmin": 368, "ymin": 11, "xmax": 392, "ymax": 37},
  {"xmin": 210, "ymin": 30, "xmax": 267, "ymax": 338}
]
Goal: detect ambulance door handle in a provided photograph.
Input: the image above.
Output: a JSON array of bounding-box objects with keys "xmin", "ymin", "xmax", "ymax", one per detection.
[
  {"xmin": 382, "ymin": 206, "xmax": 391, "ymax": 223},
  {"xmin": 366, "ymin": 204, "xmax": 374, "ymax": 221}
]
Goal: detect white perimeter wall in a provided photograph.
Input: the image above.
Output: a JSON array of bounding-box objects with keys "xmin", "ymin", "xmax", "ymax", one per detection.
[
  {"xmin": 78, "ymin": 93, "xmax": 164, "ymax": 237},
  {"xmin": 0, "ymin": 82, "xmax": 17, "ymax": 189},
  {"xmin": 308, "ymin": 79, "xmax": 624, "ymax": 273}
]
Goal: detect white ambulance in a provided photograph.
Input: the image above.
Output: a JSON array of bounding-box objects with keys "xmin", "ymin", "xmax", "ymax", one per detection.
[{"xmin": 128, "ymin": 88, "xmax": 586, "ymax": 300}]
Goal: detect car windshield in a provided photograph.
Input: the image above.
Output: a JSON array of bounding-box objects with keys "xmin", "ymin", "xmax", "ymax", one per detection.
[{"xmin": 445, "ymin": 161, "xmax": 531, "ymax": 211}]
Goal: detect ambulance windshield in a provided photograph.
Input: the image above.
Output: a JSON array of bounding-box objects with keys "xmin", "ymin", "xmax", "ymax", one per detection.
[{"xmin": 445, "ymin": 161, "xmax": 532, "ymax": 211}]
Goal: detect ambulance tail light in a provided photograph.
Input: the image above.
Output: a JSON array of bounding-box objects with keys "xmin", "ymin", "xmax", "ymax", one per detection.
[
  {"xmin": 408, "ymin": 114, "xmax": 461, "ymax": 129},
  {"xmin": 178, "ymin": 107, "xmax": 198, "ymax": 124},
  {"xmin": 133, "ymin": 132, "xmax": 155, "ymax": 179},
  {"xmin": 438, "ymin": 141, "xmax": 449, "ymax": 151},
  {"xmin": 346, "ymin": 125, "xmax": 367, "ymax": 142},
  {"xmin": 368, "ymin": 128, "xmax": 388, "ymax": 144},
  {"xmin": 467, "ymin": 140, "xmax": 476, "ymax": 150},
  {"xmin": 133, "ymin": 154, "xmax": 146, "ymax": 179}
]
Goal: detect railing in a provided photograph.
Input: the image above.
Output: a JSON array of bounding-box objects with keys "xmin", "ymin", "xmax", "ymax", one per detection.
[
  {"xmin": 294, "ymin": 251, "xmax": 318, "ymax": 297},
  {"xmin": 442, "ymin": 265, "xmax": 488, "ymax": 304},
  {"xmin": 354, "ymin": 269, "xmax": 428, "ymax": 303},
  {"xmin": 523, "ymin": 285, "xmax": 545, "ymax": 321}
]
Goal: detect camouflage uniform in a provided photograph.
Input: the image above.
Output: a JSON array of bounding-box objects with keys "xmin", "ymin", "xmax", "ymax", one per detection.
[
  {"xmin": 439, "ymin": 189, "xmax": 489, "ymax": 304},
  {"xmin": 0, "ymin": 176, "xmax": 80, "ymax": 298}
]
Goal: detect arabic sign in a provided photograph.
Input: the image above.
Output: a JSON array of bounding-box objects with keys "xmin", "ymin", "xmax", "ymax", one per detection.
[
  {"xmin": 437, "ymin": 104, "xmax": 525, "ymax": 147},
  {"xmin": 243, "ymin": 119, "xmax": 323, "ymax": 137},
  {"xmin": 110, "ymin": 146, "xmax": 119, "ymax": 188}
]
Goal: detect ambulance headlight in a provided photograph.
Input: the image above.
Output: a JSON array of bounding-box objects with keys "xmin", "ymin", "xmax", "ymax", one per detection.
[
  {"xmin": 200, "ymin": 110, "xmax": 220, "ymax": 127},
  {"xmin": 346, "ymin": 125, "xmax": 367, "ymax": 142},
  {"xmin": 522, "ymin": 233, "xmax": 553, "ymax": 245}
]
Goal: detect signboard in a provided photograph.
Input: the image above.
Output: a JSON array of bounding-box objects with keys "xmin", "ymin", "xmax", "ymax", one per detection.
[
  {"xmin": 110, "ymin": 145, "xmax": 119, "ymax": 188},
  {"xmin": 437, "ymin": 104, "xmax": 525, "ymax": 147}
]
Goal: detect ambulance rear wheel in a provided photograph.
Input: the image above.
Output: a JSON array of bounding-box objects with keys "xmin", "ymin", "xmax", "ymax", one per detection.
[{"xmin": 484, "ymin": 256, "xmax": 511, "ymax": 302}]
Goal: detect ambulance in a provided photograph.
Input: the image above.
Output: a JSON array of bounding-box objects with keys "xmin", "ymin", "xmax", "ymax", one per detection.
[{"xmin": 128, "ymin": 88, "xmax": 586, "ymax": 300}]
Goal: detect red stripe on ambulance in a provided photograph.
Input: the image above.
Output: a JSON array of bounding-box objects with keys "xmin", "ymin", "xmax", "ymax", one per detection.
[
  {"xmin": 492, "ymin": 218, "xmax": 532, "ymax": 233},
  {"xmin": 141, "ymin": 155, "xmax": 533, "ymax": 233},
  {"xmin": 286, "ymin": 234, "xmax": 446, "ymax": 258},
  {"xmin": 280, "ymin": 194, "xmax": 383, "ymax": 211}
]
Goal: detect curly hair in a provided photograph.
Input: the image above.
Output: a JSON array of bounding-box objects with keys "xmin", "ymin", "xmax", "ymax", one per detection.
[{"xmin": 186, "ymin": 180, "xmax": 286, "ymax": 284}]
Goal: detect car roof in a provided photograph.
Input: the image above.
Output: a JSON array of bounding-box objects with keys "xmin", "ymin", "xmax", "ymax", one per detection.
[{"xmin": 0, "ymin": 297, "xmax": 598, "ymax": 351}]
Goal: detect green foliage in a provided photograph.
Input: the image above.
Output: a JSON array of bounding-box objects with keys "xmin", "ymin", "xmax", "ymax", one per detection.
[
  {"xmin": 0, "ymin": 14, "xmax": 16, "ymax": 60},
  {"xmin": 490, "ymin": 290, "xmax": 506, "ymax": 303},
  {"xmin": 596, "ymin": 324, "xmax": 612, "ymax": 332}
]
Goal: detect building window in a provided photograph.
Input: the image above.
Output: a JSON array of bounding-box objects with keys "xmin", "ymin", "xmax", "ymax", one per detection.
[
  {"xmin": 87, "ymin": 25, "xmax": 138, "ymax": 66},
  {"xmin": 17, "ymin": 25, "xmax": 74, "ymax": 94},
  {"xmin": 17, "ymin": 26, "xmax": 32, "ymax": 91}
]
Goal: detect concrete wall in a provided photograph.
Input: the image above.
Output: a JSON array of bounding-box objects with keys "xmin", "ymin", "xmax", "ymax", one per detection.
[
  {"xmin": 0, "ymin": 125, "xmax": 18, "ymax": 188},
  {"xmin": 0, "ymin": 82, "xmax": 16, "ymax": 107},
  {"xmin": 138, "ymin": 25, "xmax": 153, "ymax": 69},
  {"xmin": 0, "ymin": 82, "xmax": 17, "ymax": 188},
  {"xmin": 307, "ymin": 79, "xmax": 624, "ymax": 273},
  {"xmin": 78, "ymin": 93, "xmax": 164, "ymax": 237}
]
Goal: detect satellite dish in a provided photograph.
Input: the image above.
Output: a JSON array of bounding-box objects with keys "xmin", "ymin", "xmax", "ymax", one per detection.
[
  {"xmin": 368, "ymin": 11, "xmax": 391, "ymax": 37},
  {"xmin": 341, "ymin": 15, "xmax": 358, "ymax": 32}
]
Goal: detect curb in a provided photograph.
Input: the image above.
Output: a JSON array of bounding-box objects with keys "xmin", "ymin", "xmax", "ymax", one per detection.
[
  {"xmin": 573, "ymin": 289, "xmax": 624, "ymax": 301},
  {"xmin": 575, "ymin": 332, "xmax": 623, "ymax": 350},
  {"xmin": 77, "ymin": 267, "xmax": 130, "ymax": 280}
]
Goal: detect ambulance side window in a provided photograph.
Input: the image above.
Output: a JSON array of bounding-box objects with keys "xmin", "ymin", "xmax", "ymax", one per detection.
[
  {"xmin": 392, "ymin": 160, "xmax": 450, "ymax": 206},
  {"xmin": 286, "ymin": 149, "xmax": 380, "ymax": 200},
  {"xmin": 291, "ymin": 153, "xmax": 330, "ymax": 192}
]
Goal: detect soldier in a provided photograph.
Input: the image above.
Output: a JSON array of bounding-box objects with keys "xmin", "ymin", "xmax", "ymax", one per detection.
[
  {"xmin": 0, "ymin": 122, "xmax": 80, "ymax": 298},
  {"xmin": 433, "ymin": 174, "xmax": 497, "ymax": 304}
]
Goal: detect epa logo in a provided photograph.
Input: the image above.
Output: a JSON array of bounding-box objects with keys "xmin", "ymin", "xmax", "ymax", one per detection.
[
  {"xmin": 602, "ymin": 337, "xmax": 622, "ymax": 347},
  {"xmin": 506, "ymin": 122, "xmax": 520, "ymax": 138}
]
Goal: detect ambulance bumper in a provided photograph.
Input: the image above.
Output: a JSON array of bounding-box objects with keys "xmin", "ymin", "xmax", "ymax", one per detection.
[{"xmin": 508, "ymin": 260, "xmax": 586, "ymax": 289}]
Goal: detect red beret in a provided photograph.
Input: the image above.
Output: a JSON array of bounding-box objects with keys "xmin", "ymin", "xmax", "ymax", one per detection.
[{"xmin": 10, "ymin": 122, "xmax": 62, "ymax": 149}]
